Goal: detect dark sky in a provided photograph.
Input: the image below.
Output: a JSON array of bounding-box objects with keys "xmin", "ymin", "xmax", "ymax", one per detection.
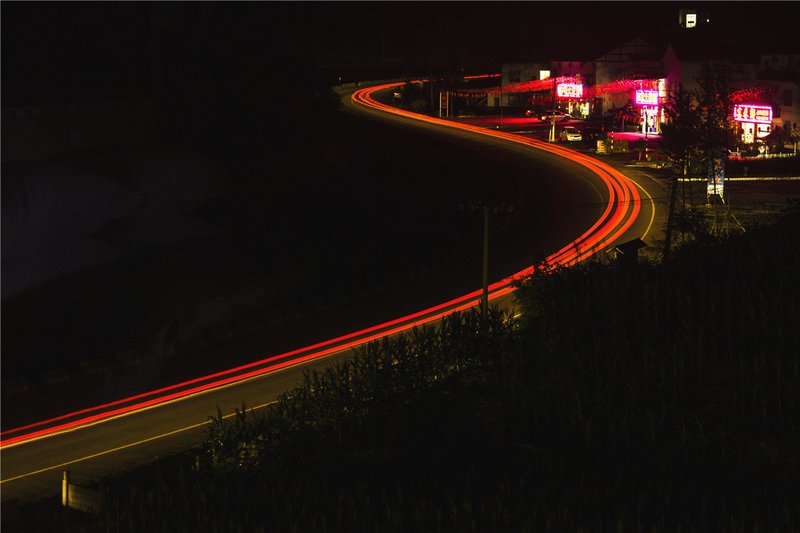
[{"xmin": 2, "ymin": 2, "xmax": 795, "ymax": 106}]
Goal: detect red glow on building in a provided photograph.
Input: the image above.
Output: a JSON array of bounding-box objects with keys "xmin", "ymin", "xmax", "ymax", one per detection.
[
  {"xmin": 496, "ymin": 76, "xmax": 579, "ymax": 95},
  {"xmin": 589, "ymin": 78, "xmax": 659, "ymax": 98},
  {"xmin": 463, "ymin": 73, "xmax": 501, "ymax": 80},
  {"xmin": 731, "ymin": 85, "xmax": 775, "ymax": 104}
]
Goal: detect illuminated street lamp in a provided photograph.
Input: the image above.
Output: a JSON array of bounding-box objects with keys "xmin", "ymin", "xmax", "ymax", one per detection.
[{"xmin": 549, "ymin": 77, "xmax": 557, "ymax": 142}]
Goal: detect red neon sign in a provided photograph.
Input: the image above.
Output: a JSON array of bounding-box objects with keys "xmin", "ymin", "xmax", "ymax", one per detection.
[
  {"xmin": 733, "ymin": 104, "xmax": 772, "ymax": 124},
  {"xmin": 557, "ymin": 83, "xmax": 583, "ymax": 98},
  {"xmin": 635, "ymin": 90, "xmax": 659, "ymax": 105}
]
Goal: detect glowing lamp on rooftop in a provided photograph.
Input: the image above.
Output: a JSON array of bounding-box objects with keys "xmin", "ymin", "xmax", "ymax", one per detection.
[
  {"xmin": 557, "ymin": 83, "xmax": 583, "ymax": 98},
  {"xmin": 635, "ymin": 90, "xmax": 659, "ymax": 105},
  {"xmin": 733, "ymin": 104, "xmax": 772, "ymax": 124}
]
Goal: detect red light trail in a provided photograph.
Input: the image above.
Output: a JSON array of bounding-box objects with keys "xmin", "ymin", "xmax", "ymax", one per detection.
[{"xmin": 0, "ymin": 80, "xmax": 643, "ymax": 450}]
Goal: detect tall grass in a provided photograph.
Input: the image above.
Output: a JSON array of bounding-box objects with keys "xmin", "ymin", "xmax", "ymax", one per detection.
[{"xmin": 7, "ymin": 211, "xmax": 799, "ymax": 532}]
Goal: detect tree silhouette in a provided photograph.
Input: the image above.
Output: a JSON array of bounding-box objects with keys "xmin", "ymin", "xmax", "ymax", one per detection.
[{"xmin": 660, "ymin": 84, "xmax": 701, "ymax": 259}]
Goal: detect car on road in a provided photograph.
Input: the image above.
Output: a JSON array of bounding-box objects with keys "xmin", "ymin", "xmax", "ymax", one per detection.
[
  {"xmin": 559, "ymin": 126, "xmax": 582, "ymax": 142},
  {"xmin": 540, "ymin": 109, "xmax": 571, "ymax": 122}
]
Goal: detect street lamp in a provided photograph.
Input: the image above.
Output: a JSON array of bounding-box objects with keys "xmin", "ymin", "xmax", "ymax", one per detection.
[{"xmin": 549, "ymin": 76, "xmax": 557, "ymax": 143}]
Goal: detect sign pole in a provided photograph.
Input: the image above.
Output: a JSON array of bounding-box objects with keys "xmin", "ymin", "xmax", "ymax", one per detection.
[{"xmin": 62, "ymin": 470, "xmax": 70, "ymax": 507}]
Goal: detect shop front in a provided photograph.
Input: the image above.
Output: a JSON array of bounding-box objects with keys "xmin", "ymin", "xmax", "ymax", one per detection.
[
  {"xmin": 635, "ymin": 89, "xmax": 661, "ymax": 134},
  {"xmin": 589, "ymin": 78, "xmax": 665, "ymax": 133},
  {"xmin": 557, "ymin": 82, "xmax": 587, "ymax": 118},
  {"xmin": 733, "ymin": 103, "xmax": 773, "ymax": 145}
]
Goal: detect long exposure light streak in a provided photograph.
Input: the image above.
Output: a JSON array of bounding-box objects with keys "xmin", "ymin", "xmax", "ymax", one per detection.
[{"xmin": 1, "ymin": 80, "xmax": 643, "ymax": 451}]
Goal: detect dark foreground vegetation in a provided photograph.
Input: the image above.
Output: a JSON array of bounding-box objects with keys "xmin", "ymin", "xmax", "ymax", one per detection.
[{"xmin": 6, "ymin": 205, "xmax": 800, "ymax": 532}]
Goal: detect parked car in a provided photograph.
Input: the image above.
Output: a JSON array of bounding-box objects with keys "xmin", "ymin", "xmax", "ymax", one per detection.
[
  {"xmin": 540, "ymin": 109, "xmax": 571, "ymax": 122},
  {"xmin": 559, "ymin": 126, "xmax": 582, "ymax": 142}
]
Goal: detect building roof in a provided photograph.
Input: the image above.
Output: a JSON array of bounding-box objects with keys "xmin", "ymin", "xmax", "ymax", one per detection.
[
  {"xmin": 595, "ymin": 38, "xmax": 663, "ymax": 63},
  {"xmin": 664, "ymin": 32, "xmax": 758, "ymax": 63}
]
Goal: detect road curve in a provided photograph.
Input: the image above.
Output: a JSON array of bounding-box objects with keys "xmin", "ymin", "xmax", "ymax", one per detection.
[{"xmin": 1, "ymin": 80, "xmax": 653, "ymax": 501}]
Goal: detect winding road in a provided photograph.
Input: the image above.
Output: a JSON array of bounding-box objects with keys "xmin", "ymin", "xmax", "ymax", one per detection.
[{"xmin": 0, "ymin": 80, "xmax": 656, "ymax": 502}]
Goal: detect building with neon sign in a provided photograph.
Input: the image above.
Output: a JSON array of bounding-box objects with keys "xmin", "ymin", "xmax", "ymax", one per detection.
[
  {"xmin": 593, "ymin": 38, "xmax": 666, "ymax": 134},
  {"xmin": 733, "ymin": 104, "xmax": 774, "ymax": 144},
  {"xmin": 662, "ymin": 37, "xmax": 798, "ymax": 146},
  {"xmin": 477, "ymin": 20, "xmax": 797, "ymax": 145}
]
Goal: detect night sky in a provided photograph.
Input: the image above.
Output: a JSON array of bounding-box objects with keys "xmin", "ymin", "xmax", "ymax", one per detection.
[{"xmin": 3, "ymin": 2, "xmax": 796, "ymax": 107}]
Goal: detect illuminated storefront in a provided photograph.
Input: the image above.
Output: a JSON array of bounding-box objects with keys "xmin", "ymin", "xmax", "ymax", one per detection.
[
  {"xmin": 590, "ymin": 78, "xmax": 665, "ymax": 133},
  {"xmin": 557, "ymin": 82, "xmax": 585, "ymax": 117},
  {"xmin": 733, "ymin": 103, "xmax": 773, "ymax": 144},
  {"xmin": 635, "ymin": 89, "xmax": 660, "ymax": 134}
]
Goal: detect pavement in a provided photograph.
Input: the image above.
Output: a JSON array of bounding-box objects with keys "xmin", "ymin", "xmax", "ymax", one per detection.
[{"xmin": 449, "ymin": 113, "xmax": 800, "ymax": 259}]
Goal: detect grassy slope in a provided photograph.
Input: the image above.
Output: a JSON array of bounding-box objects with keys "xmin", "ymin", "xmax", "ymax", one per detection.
[{"xmin": 5, "ymin": 206, "xmax": 800, "ymax": 532}]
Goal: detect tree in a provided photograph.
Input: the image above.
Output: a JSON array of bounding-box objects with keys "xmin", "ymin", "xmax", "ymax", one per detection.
[
  {"xmin": 633, "ymin": 138, "xmax": 648, "ymax": 161},
  {"xmin": 659, "ymin": 84, "xmax": 701, "ymax": 260},
  {"xmin": 790, "ymin": 124, "xmax": 800, "ymax": 155},
  {"xmin": 696, "ymin": 64, "xmax": 737, "ymax": 201},
  {"xmin": 614, "ymin": 103, "xmax": 639, "ymax": 132},
  {"xmin": 764, "ymin": 125, "xmax": 785, "ymax": 153}
]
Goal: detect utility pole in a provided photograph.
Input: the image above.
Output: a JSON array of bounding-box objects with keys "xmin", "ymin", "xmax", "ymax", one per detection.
[
  {"xmin": 482, "ymin": 205, "xmax": 489, "ymax": 326},
  {"xmin": 549, "ymin": 76, "xmax": 557, "ymax": 142},
  {"xmin": 499, "ymin": 67, "xmax": 504, "ymax": 129},
  {"xmin": 429, "ymin": 58, "xmax": 434, "ymax": 113},
  {"xmin": 460, "ymin": 200, "xmax": 514, "ymax": 331}
]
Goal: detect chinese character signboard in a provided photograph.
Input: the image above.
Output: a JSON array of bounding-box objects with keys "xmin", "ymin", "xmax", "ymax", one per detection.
[
  {"xmin": 634, "ymin": 90, "xmax": 659, "ymax": 105},
  {"xmin": 733, "ymin": 104, "xmax": 772, "ymax": 124},
  {"xmin": 557, "ymin": 83, "xmax": 583, "ymax": 98}
]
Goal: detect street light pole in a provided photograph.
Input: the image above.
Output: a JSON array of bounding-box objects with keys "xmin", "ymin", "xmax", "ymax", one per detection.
[
  {"xmin": 549, "ymin": 76, "xmax": 557, "ymax": 142},
  {"xmin": 499, "ymin": 66, "xmax": 504, "ymax": 129},
  {"xmin": 482, "ymin": 205, "xmax": 489, "ymax": 326},
  {"xmin": 429, "ymin": 58, "xmax": 434, "ymax": 114}
]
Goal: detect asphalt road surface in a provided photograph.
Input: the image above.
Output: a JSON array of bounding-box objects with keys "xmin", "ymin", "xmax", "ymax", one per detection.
[{"xmin": 1, "ymin": 81, "xmax": 658, "ymax": 503}]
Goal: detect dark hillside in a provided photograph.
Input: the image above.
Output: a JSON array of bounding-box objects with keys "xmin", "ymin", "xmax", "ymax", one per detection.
[{"xmin": 7, "ymin": 205, "xmax": 799, "ymax": 531}]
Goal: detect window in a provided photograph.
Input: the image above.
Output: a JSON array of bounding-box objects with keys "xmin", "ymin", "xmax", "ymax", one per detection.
[
  {"xmin": 509, "ymin": 70, "xmax": 521, "ymax": 83},
  {"xmin": 783, "ymin": 89, "xmax": 793, "ymax": 107}
]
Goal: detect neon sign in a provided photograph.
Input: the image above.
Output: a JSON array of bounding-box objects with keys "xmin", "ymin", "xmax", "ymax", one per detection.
[
  {"xmin": 733, "ymin": 104, "xmax": 772, "ymax": 124},
  {"xmin": 635, "ymin": 90, "xmax": 659, "ymax": 105},
  {"xmin": 557, "ymin": 83, "xmax": 583, "ymax": 98}
]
